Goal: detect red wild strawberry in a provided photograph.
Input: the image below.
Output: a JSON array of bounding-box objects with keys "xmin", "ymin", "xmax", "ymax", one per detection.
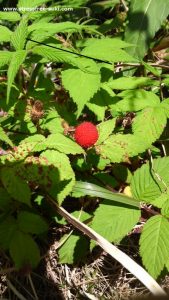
[{"xmin": 74, "ymin": 122, "xmax": 99, "ymax": 148}]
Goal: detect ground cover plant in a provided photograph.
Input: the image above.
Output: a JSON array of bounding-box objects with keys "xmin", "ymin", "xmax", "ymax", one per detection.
[{"xmin": 0, "ymin": 0, "xmax": 169, "ymax": 298}]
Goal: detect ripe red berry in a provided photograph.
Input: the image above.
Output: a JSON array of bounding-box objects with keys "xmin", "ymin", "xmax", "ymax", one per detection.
[{"xmin": 74, "ymin": 122, "xmax": 99, "ymax": 148}]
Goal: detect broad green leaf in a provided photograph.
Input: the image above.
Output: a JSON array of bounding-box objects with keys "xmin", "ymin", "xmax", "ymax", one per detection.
[
  {"xmin": 40, "ymin": 150, "xmax": 75, "ymax": 205},
  {"xmin": 132, "ymin": 106, "xmax": 167, "ymax": 144},
  {"xmin": 42, "ymin": 110, "xmax": 63, "ymax": 134},
  {"xmin": 19, "ymin": 134, "xmax": 46, "ymax": 153},
  {"xmin": 0, "ymin": 12, "xmax": 21, "ymax": 22},
  {"xmin": 96, "ymin": 134, "xmax": 147, "ymax": 163},
  {"xmin": 108, "ymin": 77, "xmax": 154, "ymax": 90},
  {"xmin": 0, "ymin": 167, "xmax": 31, "ymax": 206},
  {"xmin": 9, "ymin": 231, "xmax": 40, "ymax": 269},
  {"xmin": 72, "ymin": 181, "xmax": 140, "ymax": 208},
  {"xmin": 131, "ymin": 157, "xmax": 169, "ymax": 202},
  {"xmin": 140, "ymin": 215, "xmax": 169, "ymax": 278},
  {"xmin": 7, "ymin": 50, "xmax": 27, "ymax": 103},
  {"xmin": 0, "ymin": 25, "xmax": 12, "ymax": 42},
  {"xmin": 17, "ymin": 211, "xmax": 48, "ymax": 234},
  {"xmin": 86, "ymin": 84, "xmax": 115, "ymax": 121},
  {"xmin": 111, "ymin": 89, "xmax": 160, "ymax": 112},
  {"xmin": 78, "ymin": 37, "xmax": 132, "ymax": 49},
  {"xmin": 28, "ymin": 21, "xmax": 84, "ymax": 34},
  {"xmin": 81, "ymin": 44, "xmax": 136, "ymax": 63},
  {"xmin": 0, "ymin": 217, "xmax": 17, "ymax": 250},
  {"xmin": 96, "ymin": 118, "xmax": 116, "ymax": 144},
  {"xmin": 46, "ymin": 133, "xmax": 84, "ymax": 154},
  {"xmin": 90, "ymin": 202, "xmax": 140, "ymax": 247},
  {"xmin": 62, "ymin": 63, "xmax": 101, "ymax": 116},
  {"xmin": 58, "ymin": 233, "xmax": 89, "ymax": 264},
  {"xmin": 11, "ymin": 17, "xmax": 28, "ymax": 50},
  {"xmin": 0, "ymin": 126, "xmax": 13, "ymax": 147},
  {"xmin": 0, "ymin": 51, "xmax": 13, "ymax": 68},
  {"xmin": 32, "ymin": 45, "xmax": 92, "ymax": 70},
  {"xmin": 124, "ymin": 0, "xmax": 169, "ymax": 60}
]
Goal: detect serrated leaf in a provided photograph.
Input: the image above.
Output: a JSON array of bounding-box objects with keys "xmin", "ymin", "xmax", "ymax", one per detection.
[
  {"xmin": 140, "ymin": 215, "xmax": 169, "ymax": 278},
  {"xmin": 0, "ymin": 12, "xmax": 21, "ymax": 22},
  {"xmin": 62, "ymin": 63, "xmax": 101, "ymax": 116},
  {"xmin": 96, "ymin": 134, "xmax": 147, "ymax": 163},
  {"xmin": 11, "ymin": 17, "xmax": 28, "ymax": 50},
  {"xmin": 0, "ymin": 217, "xmax": 17, "ymax": 250},
  {"xmin": 90, "ymin": 202, "xmax": 140, "ymax": 248},
  {"xmin": 0, "ymin": 51, "xmax": 13, "ymax": 68},
  {"xmin": 112, "ymin": 89, "xmax": 160, "ymax": 112},
  {"xmin": 78, "ymin": 37, "xmax": 132, "ymax": 49},
  {"xmin": 108, "ymin": 77, "xmax": 155, "ymax": 90},
  {"xmin": 17, "ymin": 211, "xmax": 48, "ymax": 234},
  {"xmin": 28, "ymin": 21, "xmax": 83, "ymax": 34},
  {"xmin": 46, "ymin": 133, "xmax": 84, "ymax": 154},
  {"xmin": 81, "ymin": 43, "xmax": 136, "ymax": 63},
  {"xmin": 0, "ymin": 167, "xmax": 31, "ymax": 206},
  {"xmin": 7, "ymin": 50, "xmax": 27, "ymax": 103},
  {"xmin": 0, "ymin": 126, "xmax": 13, "ymax": 147},
  {"xmin": 0, "ymin": 25, "xmax": 12, "ymax": 42},
  {"xmin": 86, "ymin": 85, "xmax": 115, "ymax": 121},
  {"xmin": 19, "ymin": 134, "xmax": 46, "ymax": 152},
  {"xmin": 32, "ymin": 45, "xmax": 90, "ymax": 70},
  {"xmin": 58, "ymin": 233, "xmax": 89, "ymax": 264},
  {"xmin": 96, "ymin": 119, "xmax": 116, "ymax": 144},
  {"xmin": 132, "ymin": 106, "xmax": 167, "ymax": 144},
  {"xmin": 124, "ymin": 0, "xmax": 169, "ymax": 60},
  {"xmin": 40, "ymin": 150, "xmax": 75, "ymax": 205},
  {"xmin": 9, "ymin": 231, "xmax": 40, "ymax": 269},
  {"xmin": 131, "ymin": 157, "xmax": 169, "ymax": 202}
]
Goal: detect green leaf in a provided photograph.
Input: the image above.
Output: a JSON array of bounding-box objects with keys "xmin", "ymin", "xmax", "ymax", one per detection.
[
  {"xmin": 11, "ymin": 17, "xmax": 28, "ymax": 50},
  {"xmin": 142, "ymin": 61, "xmax": 161, "ymax": 77},
  {"xmin": 81, "ymin": 42, "xmax": 136, "ymax": 63},
  {"xmin": 0, "ymin": 187, "xmax": 12, "ymax": 212},
  {"xmin": 0, "ymin": 12, "xmax": 21, "ymax": 22},
  {"xmin": 96, "ymin": 134, "xmax": 147, "ymax": 163},
  {"xmin": 0, "ymin": 167, "xmax": 31, "ymax": 206},
  {"xmin": 40, "ymin": 150, "xmax": 75, "ymax": 205},
  {"xmin": 96, "ymin": 118, "xmax": 116, "ymax": 144},
  {"xmin": 0, "ymin": 25, "xmax": 12, "ymax": 42},
  {"xmin": 131, "ymin": 157, "xmax": 169, "ymax": 202},
  {"xmin": 0, "ymin": 126, "xmax": 13, "ymax": 147},
  {"xmin": 111, "ymin": 89, "xmax": 160, "ymax": 112},
  {"xmin": 124, "ymin": 0, "xmax": 169, "ymax": 60},
  {"xmin": 17, "ymin": 211, "xmax": 48, "ymax": 234},
  {"xmin": 108, "ymin": 77, "xmax": 155, "ymax": 90},
  {"xmin": 62, "ymin": 63, "xmax": 101, "ymax": 116},
  {"xmin": 7, "ymin": 50, "xmax": 27, "ymax": 103},
  {"xmin": 132, "ymin": 106, "xmax": 167, "ymax": 144},
  {"xmin": 58, "ymin": 233, "xmax": 89, "ymax": 264},
  {"xmin": 0, "ymin": 217, "xmax": 17, "ymax": 250},
  {"xmin": 9, "ymin": 231, "xmax": 40, "ymax": 269},
  {"xmin": 78, "ymin": 37, "xmax": 132, "ymax": 49},
  {"xmin": 18, "ymin": 0, "xmax": 49, "ymax": 8},
  {"xmin": 140, "ymin": 215, "xmax": 169, "ymax": 278},
  {"xmin": 72, "ymin": 181, "xmax": 140, "ymax": 208},
  {"xmin": 86, "ymin": 84, "xmax": 115, "ymax": 121},
  {"xmin": 90, "ymin": 202, "xmax": 140, "ymax": 248},
  {"xmin": 0, "ymin": 51, "xmax": 13, "ymax": 68},
  {"xmin": 46, "ymin": 133, "xmax": 84, "ymax": 154}
]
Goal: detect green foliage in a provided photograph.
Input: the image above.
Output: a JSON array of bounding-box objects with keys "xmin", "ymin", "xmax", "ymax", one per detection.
[
  {"xmin": 0, "ymin": 26, "xmax": 12, "ymax": 42},
  {"xmin": 11, "ymin": 17, "xmax": 28, "ymax": 50},
  {"xmin": 124, "ymin": 0, "xmax": 169, "ymax": 60},
  {"xmin": 140, "ymin": 215, "xmax": 169, "ymax": 278}
]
